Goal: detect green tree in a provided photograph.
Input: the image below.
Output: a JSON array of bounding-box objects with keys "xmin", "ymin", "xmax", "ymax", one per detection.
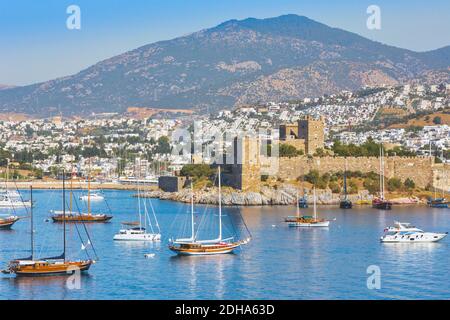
[
  {"xmin": 329, "ymin": 181, "xmax": 341, "ymax": 193},
  {"xmin": 387, "ymin": 177, "xmax": 402, "ymax": 191},
  {"xmin": 180, "ymin": 164, "xmax": 214, "ymax": 179},
  {"xmin": 155, "ymin": 136, "xmax": 171, "ymax": 154},
  {"xmin": 279, "ymin": 144, "xmax": 303, "ymax": 157},
  {"xmin": 404, "ymin": 178, "xmax": 415, "ymax": 190},
  {"xmin": 363, "ymin": 177, "xmax": 379, "ymax": 194},
  {"xmin": 433, "ymin": 116, "xmax": 442, "ymax": 125},
  {"xmin": 304, "ymin": 170, "xmax": 320, "ymax": 185}
]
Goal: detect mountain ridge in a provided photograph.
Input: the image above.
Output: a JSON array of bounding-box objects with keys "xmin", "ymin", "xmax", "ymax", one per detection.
[{"xmin": 1, "ymin": 14, "xmax": 449, "ymax": 116}]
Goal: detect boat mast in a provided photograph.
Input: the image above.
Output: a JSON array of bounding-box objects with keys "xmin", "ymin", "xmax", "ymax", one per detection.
[
  {"xmin": 87, "ymin": 159, "xmax": 91, "ymax": 215},
  {"xmin": 296, "ymin": 190, "xmax": 300, "ymax": 218},
  {"xmin": 6, "ymin": 158, "xmax": 9, "ymax": 192},
  {"xmin": 191, "ymin": 180, "xmax": 195, "ymax": 241},
  {"xmin": 62, "ymin": 170, "xmax": 66, "ymax": 262},
  {"xmin": 313, "ymin": 187, "xmax": 317, "ymax": 220},
  {"xmin": 30, "ymin": 185, "xmax": 34, "ymax": 261},
  {"xmin": 69, "ymin": 164, "xmax": 74, "ymax": 213},
  {"xmin": 379, "ymin": 144, "xmax": 384, "ymax": 200},
  {"xmin": 382, "ymin": 145, "xmax": 385, "ymax": 200},
  {"xmin": 344, "ymin": 158, "xmax": 348, "ymax": 200},
  {"xmin": 218, "ymin": 166, "xmax": 222, "ymax": 241}
]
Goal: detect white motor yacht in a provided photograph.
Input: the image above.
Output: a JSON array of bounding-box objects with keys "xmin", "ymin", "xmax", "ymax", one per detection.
[
  {"xmin": 79, "ymin": 192, "xmax": 104, "ymax": 201},
  {"xmin": 0, "ymin": 194, "xmax": 32, "ymax": 208},
  {"xmin": 113, "ymin": 225, "xmax": 161, "ymax": 241},
  {"xmin": 381, "ymin": 222, "xmax": 448, "ymax": 243}
]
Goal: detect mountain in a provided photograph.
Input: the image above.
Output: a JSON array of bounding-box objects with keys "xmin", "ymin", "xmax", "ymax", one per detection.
[
  {"xmin": 1, "ymin": 14, "xmax": 449, "ymax": 116},
  {"xmin": 0, "ymin": 84, "xmax": 16, "ymax": 90}
]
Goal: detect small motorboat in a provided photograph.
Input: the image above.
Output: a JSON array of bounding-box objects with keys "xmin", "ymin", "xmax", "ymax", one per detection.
[
  {"xmin": 380, "ymin": 222, "xmax": 448, "ymax": 243},
  {"xmin": 298, "ymin": 196, "xmax": 308, "ymax": 208}
]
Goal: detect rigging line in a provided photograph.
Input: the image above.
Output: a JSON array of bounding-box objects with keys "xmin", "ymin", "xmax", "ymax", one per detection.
[
  {"xmin": 71, "ymin": 190, "xmax": 99, "ymax": 261},
  {"xmin": 239, "ymin": 209, "xmax": 252, "ymax": 239},
  {"xmin": 13, "ymin": 179, "xmax": 30, "ymax": 217},
  {"xmin": 142, "ymin": 198, "xmax": 155, "ymax": 233},
  {"xmin": 194, "ymin": 172, "xmax": 218, "ymax": 239},
  {"xmin": 64, "ymin": 196, "xmax": 91, "ymax": 261},
  {"xmin": 147, "ymin": 197, "xmax": 160, "ymax": 233},
  {"xmin": 102, "ymin": 188, "xmax": 114, "ymax": 216}
]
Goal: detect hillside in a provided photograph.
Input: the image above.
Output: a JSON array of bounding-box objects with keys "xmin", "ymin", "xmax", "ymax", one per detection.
[{"xmin": 0, "ymin": 14, "xmax": 449, "ymax": 116}]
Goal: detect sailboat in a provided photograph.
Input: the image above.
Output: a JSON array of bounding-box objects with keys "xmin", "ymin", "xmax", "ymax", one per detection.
[
  {"xmin": 2, "ymin": 182, "xmax": 95, "ymax": 276},
  {"xmin": 339, "ymin": 158, "xmax": 352, "ymax": 209},
  {"xmin": 51, "ymin": 164, "xmax": 112, "ymax": 223},
  {"xmin": 169, "ymin": 166, "xmax": 250, "ymax": 255},
  {"xmin": 428, "ymin": 173, "xmax": 448, "ymax": 208},
  {"xmin": 372, "ymin": 144, "xmax": 392, "ymax": 210},
  {"xmin": 113, "ymin": 181, "xmax": 161, "ymax": 241},
  {"xmin": 0, "ymin": 215, "xmax": 20, "ymax": 229},
  {"xmin": 285, "ymin": 187, "xmax": 330, "ymax": 227}
]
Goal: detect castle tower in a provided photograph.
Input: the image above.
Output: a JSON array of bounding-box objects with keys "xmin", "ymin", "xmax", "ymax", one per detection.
[{"xmin": 297, "ymin": 116, "xmax": 324, "ymax": 155}]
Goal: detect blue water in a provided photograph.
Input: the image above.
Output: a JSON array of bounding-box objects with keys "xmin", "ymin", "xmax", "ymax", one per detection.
[{"xmin": 1, "ymin": 189, "xmax": 449, "ymax": 300}]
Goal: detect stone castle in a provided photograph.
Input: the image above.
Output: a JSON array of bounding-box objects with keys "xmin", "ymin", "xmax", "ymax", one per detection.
[
  {"xmin": 220, "ymin": 117, "xmax": 449, "ymax": 192},
  {"xmin": 279, "ymin": 116, "xmax": 325, "ymax": 155}
]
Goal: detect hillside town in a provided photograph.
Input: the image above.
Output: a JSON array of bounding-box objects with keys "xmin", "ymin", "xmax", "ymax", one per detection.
[{"xmin": 0, "ymin": 83, "xmax": 449, "ymax": 182}]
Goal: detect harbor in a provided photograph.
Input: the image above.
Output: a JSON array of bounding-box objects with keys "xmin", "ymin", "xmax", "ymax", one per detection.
[{"xmin": 0, "ymin": 189, "xmax": 449, "ymax": 299}]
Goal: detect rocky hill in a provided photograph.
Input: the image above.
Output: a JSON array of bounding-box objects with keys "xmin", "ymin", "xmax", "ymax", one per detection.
[{"xmin": 1, "ymin": 14, "xmax": 449, "ymax": 116}]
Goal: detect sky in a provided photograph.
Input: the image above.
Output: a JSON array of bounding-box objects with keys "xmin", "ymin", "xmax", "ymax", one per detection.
[{"xmin": 1, "ymin": 0, "xmax": 449, "ymax": 86}]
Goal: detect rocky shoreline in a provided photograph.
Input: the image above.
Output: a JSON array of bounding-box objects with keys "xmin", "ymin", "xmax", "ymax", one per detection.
[{"xmin": 139, "ymin": 185, "xmax": 423, "ymax": 206}]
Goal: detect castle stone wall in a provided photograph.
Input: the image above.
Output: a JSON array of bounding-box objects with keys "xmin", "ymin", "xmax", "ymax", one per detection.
[{"xmin": 261, "ymin": 156, "xmax": 436, "ymax": 188}]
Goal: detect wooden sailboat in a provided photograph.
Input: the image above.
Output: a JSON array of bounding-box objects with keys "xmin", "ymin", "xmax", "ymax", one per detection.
[
  {"xmin": 372, "ymin": 144, "xmax": 392, "ymax": 210},
  {"xmin": 2, "ymin": 182, "xmax": 95, "ymax": 276},
  {"xmin": 285, "ymin": 187, "xmax": 330, "ymax": 227},
  {"xmin": 169, "ymin": 167, "xmax": 250, "ymax": 255},
  {"xmin": 52, "ymin": 164, "xmax": 112, "ymax": 223},
  {"xmin": 339, "ymin": 158, "xmax": 352, "ymax": 209},
  {"xmin": 0, "ymin": 215, "xmax": 20, "ymax": 229}
]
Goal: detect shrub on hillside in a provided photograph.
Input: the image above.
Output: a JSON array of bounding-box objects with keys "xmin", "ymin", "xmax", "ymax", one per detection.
[{"xmin": 387, "ymin": 177, "xmax": 402, "ymax": 191}]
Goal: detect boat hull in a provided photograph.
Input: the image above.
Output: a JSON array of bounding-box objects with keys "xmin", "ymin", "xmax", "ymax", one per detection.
[
  {"xmin": 372, "ymin": 201, "xmax": 392, "ymax": 210},
  {"xmin": 52, "ymin": 214, "xmax": 112, "ymax": 223},
  {"xmin": 0, "ymin": 201, "xmax": 32, "ymax": 208},
  {"xmin": 288, "ymin": 221, "xmax": 330, "ymax": 227},
  {"xmin": 339, "ymin": 200, "xmax": 353, "ymax": 209},
  {"xmin": 429, "ymin": 204, "xmax": 448, "ymax": 208},
  {"xmin": 381, "ymin": 233, "xmax": 447, "ymax": 243},
  {"xmin": 10, "ymin": 260, "xmax": 93, "ymax": 277},
  {"xmin": 113, "ymin": 232, "xmax": 161, "ymax": 241},
  {"xmin": 0, "ymin": 217, "xmax": 19, "ymax": 230},
  {"xmin": 169, "ymin": 242, "xmax": 241, "ymax": 256}
]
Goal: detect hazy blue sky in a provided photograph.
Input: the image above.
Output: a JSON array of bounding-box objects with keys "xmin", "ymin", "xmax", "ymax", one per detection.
[{"xmin": 1, "ymin": 0, "xmax": 449, "ymax": 86}]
